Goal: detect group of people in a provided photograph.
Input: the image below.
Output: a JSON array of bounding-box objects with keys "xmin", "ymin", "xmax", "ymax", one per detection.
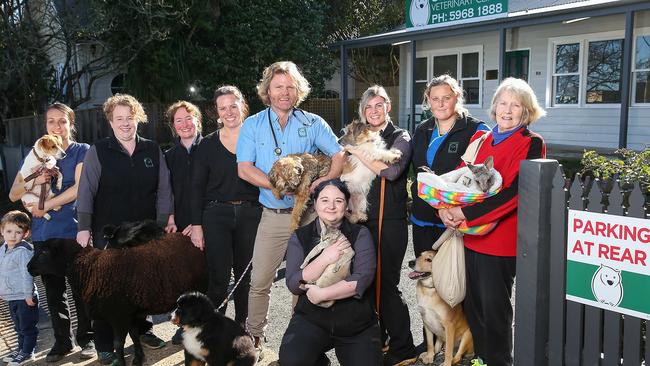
[{"xmin": 0, "ymin": 59, "xmax": 546, "ymax": 366}]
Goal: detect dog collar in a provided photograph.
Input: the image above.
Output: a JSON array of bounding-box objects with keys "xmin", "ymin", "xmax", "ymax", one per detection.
[{"xmin": 32, "ymin": 147, "xmax": 49, "ymax": 164}]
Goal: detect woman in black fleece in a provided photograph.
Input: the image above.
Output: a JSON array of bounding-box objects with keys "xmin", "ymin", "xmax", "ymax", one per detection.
[{"xmin": 188, "ymin": 85, "xmax": 261, "ymax": 324}]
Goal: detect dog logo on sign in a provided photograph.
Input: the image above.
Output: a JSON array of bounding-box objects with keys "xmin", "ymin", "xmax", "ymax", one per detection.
[
  {"xmin": 410, "ymin": 0, "xmax": 430, "ymax": 27},
  {"xmin": 591, "ymin": 264, "xmax": 624, "ymax": 306}
]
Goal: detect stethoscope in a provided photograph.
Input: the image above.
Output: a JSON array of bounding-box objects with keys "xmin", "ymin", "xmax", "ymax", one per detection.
[{"xmin": 267, "ymin": 108, "xmax": 314, "ymax": 156}]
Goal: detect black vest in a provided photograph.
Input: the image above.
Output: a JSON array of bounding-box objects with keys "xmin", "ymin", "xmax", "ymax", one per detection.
[
  {"xmin": 410, "ymin": 115, "xmax": 486, "ymax": 223},
  {"xmin": 294, "ymin": 219, "xmax": 376, "ymax": 336},
  {"xmin": 92, "ymin": 135, "xmax": 160, "ymax": 239},
  {"xmin": 366, "ymin": 122, "xmax": 409, "ymax": 221},
  {"xmin": 164, "ymin": 135, "xmax": 201, "ymax": 230}
]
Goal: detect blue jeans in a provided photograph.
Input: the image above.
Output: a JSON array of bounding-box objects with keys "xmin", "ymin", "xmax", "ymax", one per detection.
[{"xmin": 8, "ymin": 299, "xmax": 39, "ymax": 354}]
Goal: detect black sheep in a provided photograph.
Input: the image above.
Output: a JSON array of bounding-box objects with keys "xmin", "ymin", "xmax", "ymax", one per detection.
[
  {"xmin": 28, "ymin": 233, "xmax": 207, "ymax": 366},
  {"xmin": 103, "ymin": 220, "xmax": 165, "ymax": 249}
]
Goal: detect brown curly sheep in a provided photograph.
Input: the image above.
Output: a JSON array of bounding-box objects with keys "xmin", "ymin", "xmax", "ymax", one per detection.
[{"xmin": 28, "ymin": 233, "xmax": 207, "ymax": 366}]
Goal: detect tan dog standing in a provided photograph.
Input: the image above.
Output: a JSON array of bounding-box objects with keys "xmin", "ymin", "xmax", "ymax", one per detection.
[
  {"xmin": 268, "ymin": 153, "xmax": 331, "ymax": 231},
  {"xmin": 408, "ymin": 251, "xmax": 474, "ymax": 366},
  {"xmin": 339, "ymin": 120, "xmax": 402, "ymax": 223},
  {"xmin": 20, "ymin": 135, "xmax": 66, "ymax": 220}
]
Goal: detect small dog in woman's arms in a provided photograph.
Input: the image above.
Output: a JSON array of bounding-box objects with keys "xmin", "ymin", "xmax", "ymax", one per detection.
[
  {"xmin": 299, "ymin": 225, "xmax": 354, "ymax": 308},
  {"xmin": 171, "ymin": 291, "xmax": 256, "ymax": 366},
  {"xmin": 268, "ymin": 153, "xmax": 332, "ymax": 231},
  {"xmin": 20, "ymin": 135, "xmax": 66, "ymax": 220},
  {"xmin": 338, "ymin": 120, "xmax": 402, "ymax": 223}
]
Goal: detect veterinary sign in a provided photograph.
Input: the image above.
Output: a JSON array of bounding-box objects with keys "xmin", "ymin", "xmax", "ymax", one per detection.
[
  {"xmin": 406, "ymin": 0, "xmax": 508, "ymax": 29},
  {"xmin": 566, "ymin": 210, "xmax": 650, "ymax": 319}
]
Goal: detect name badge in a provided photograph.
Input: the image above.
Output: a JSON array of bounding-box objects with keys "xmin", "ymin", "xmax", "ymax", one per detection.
[
  {"xmin": 298, "ymin": 127, "xmax": 307, "ymax": 137},
  {"xmin": 448, "ymin": 142, "xmax": 459, "ymax": 153},
  {"xmin": 144, "ymin": 158, "xmax": 154, "ymax": 168}
]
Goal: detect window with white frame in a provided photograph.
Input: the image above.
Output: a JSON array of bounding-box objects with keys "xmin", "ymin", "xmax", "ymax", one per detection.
[
  {"xmin": 415, "ymin": 46, "xmax": 483, "ymax": 107},
  {"xmin": 633, "ymin": 35, "xmax": 650, "ymax": 104},
  {"xmin": 551, "ymin": 32, "xmax": 631, "ymax": 106}
]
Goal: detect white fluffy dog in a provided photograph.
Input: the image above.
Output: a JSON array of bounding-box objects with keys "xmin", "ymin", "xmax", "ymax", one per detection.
[
  {"xmin": 339, "ymin": 120, "xmax": 402, "ymax": 223},
  {"xmin": 20, "ymin": 135, "xmax": 66, "ymax": 220}
]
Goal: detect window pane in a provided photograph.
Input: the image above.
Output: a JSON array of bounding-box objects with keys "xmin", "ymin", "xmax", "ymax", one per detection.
[
  {"xmin": 415, "ymin": 57, "xmax": 427, "ymax": 81},
  {"xmin": 462, "ymin": 53, "xmax": 479, "ymax": 78},
  {"xmin": 635, "ymin": 35, "xmax": 650, "ymax": 70},
  {"xmin": 586, "ymin": 39, "xmax": 623, "ymax": 104},
  {"xmin": 433, "ymin": 55, "xmax": 457, "ymax": 79},
  {"xmin": 462, "ymin": 80, "xmax": 480, "ymax": 104},
  {"xmin": 415, "ymin": 81, "xmax": 427, "ymax": 104},
  {"xmin": 635, "ymin": 71, "xmax": 650, "ymax": 103},
  {"xmin": 554, "ymin": 75, "xmax": 579, "ymax": 104},
  {"xmin": 555, "ymin": 43, "xmax": 580, "ymax": 73}
]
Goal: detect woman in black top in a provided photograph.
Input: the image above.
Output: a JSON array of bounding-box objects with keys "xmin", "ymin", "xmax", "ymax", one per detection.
[
  {"xmin": 189, "ymin": 85, "xmax": 261, "ymax": 323},
  {"xmin": 164, "ymin": 101, "xmax": 203, "ymax": 234},
  {"xmin": 279, "ymin": 179, "xmax": 381, "ymax": 366},
  {"xmin": 346, "ymin": 85, "xmax": 416, "ymax": 365},
  {"xmin": 410, "ymin": 74, "xmax": 489, "ymax": 257}
]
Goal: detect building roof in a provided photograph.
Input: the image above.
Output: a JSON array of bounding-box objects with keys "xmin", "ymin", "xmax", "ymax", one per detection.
[{"xmin": 331, "ymin": 0, "xmax": 648, "ymax": 48}]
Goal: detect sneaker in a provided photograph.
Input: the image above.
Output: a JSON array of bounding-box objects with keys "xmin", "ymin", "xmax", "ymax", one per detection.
[
  {"xmin": 2, "ymin": 350, "xmax": 19, "ymax": 362},
  {"xmin": 471, "ymin": 358, "xmax": 488, "ymax": 366},
  {"xmin": 140, "ymin": 332, "xmax": 166, "ymax": 349},
  {"xmin": 97, "ymin": 351, "xmax": 115, "ymax": 365},
  {"xmin": 79, "ymin": 342, "xmax": 96, "ymax": 359},
  {"xmin": 253, "ymin": 336, "xmax": 264, "ymax": 362},
  {"xmin": 171, "ymin": 328, "xmax": 184, "ymax": 345},
  {"xmin": 8, "ymin": 351, "xmax": 35, "ymax": 366},
  {"xmin": 45, "ymin": 347, "xmax": 73, "ymax": 363}
]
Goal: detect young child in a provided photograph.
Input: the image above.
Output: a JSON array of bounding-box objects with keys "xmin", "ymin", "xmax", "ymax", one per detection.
[{"xmin": 0, "ymin": 210, "xmax": 38, "ymax": 365}]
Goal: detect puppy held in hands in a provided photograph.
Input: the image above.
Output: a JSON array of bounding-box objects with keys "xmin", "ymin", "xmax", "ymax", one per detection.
[
  {"xmin": 339, "ymin": 120, "xmax": 402, "ymax": 223},
  {"xmin": 20, "ymin": 135, "xmax": 67, "ymax": 220},
  {"xmin": 268, "ymin": 153, "xmax": 331, "ymax": 231},
  {"xmin": 299, "ymin": 226, "xmax": 354, "ymax": 308}
]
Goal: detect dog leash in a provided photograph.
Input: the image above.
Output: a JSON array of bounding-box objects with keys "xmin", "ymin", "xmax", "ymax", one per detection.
[
  {"xmin": 216, "ymin": 258, "xmax": 254, "ymax": 311},
  {"xmin": 375, "ymin": 177, "xmax": 385, "ymax": 312}
]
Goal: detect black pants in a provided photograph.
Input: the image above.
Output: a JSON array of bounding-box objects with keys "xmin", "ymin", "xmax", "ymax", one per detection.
[
  {"xmin": 203, "ymin": 202, "xmax": 261, "ymax": 324},
  {"xmin": 279, "ymin": 313, "xmax": 382, "ymax": 366},
  {"xmin": 34, "ymin": 241, "xmax": 93, "ymax": 352},
  {"xmin": 464, "ymin": 247, "xmax": 516, "ymax": 366},
  {"xmin": 411, "ymin": 224, "xmax": 446, "ymax": 258},
  {"xmin": 365, "ymin": 218, "xmax": 416, "ymax": 360}
]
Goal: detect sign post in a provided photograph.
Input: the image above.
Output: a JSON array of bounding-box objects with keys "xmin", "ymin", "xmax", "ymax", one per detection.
[
  {"xmin": 566, "ymin": 209, "xmax": 650, "ymax": 319},
  {"xmin": 406, "ymin": 0, "xmax": 508, "ymax": 29}
]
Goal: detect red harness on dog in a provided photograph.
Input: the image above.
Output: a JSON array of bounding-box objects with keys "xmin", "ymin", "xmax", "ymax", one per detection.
[{"xmin": 23, "ymin": 148, "xmax": 60, "ymax": 211}]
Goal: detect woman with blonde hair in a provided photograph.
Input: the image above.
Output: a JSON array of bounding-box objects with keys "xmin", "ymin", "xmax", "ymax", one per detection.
[
  {"xmin": 346, "ymin": 85, "xmax": 416, "ymax": 365},
  {"xmin": 410, "ymin": 74, "xmax": 490, "ymax": 258},
  {"xmin": 76, "ymin": 93, "xmax": 172, "ymax": 363},
  {"xmin": 188, "ymin": 85, "xmax": 261, "ymax": 325},
  {"xmin": 439, "ymin": 78, "xmax": 546, "ymax": 366}
]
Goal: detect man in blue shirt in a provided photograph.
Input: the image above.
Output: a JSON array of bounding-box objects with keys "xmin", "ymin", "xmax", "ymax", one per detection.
[{"xmin": 237, "ymin": 61, "xmax": 345, "ymax": 351}]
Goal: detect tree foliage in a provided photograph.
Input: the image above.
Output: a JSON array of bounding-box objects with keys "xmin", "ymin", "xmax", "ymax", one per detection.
[
  {"xmin": 0, "ymin": 0, "xmax": 54, "ymax": 119},
  {"xmin": 581, "ymin": 148, "xmax": 650, "ymax": 192},
  {"xmin": 325, "ymin": 0, "xmax": 405, "ymax": 86}
]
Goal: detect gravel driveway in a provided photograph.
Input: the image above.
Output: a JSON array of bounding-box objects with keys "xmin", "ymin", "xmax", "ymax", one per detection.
[{"xmin": 21, "ymin": 229, "xmax": 480, "ymax": 366}]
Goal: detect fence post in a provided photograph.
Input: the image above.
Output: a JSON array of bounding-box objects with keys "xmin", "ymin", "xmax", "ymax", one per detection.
[{"xmin": 514, "ymin": 159, "xmax": 559, "ymax": 365}]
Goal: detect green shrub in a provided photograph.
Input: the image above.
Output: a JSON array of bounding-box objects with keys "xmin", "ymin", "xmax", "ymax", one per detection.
[{"xmin": 580, "ymin": 148, "xmax": 650, "ymax": 192}]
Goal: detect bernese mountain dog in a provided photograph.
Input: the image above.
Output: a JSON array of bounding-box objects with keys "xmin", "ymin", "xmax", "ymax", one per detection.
[{"xmin": 171, "ymin": 292, "xmax": 256, "ymax": 366}]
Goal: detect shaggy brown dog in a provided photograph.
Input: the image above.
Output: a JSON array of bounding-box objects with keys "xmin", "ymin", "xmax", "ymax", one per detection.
[
  {"xmin": 268, "ymin": 153, "xmax": 331, "ymax": 231},
  {"xmin": 339, "ymin": 120, "xmax": 402, "ymax": 223}
]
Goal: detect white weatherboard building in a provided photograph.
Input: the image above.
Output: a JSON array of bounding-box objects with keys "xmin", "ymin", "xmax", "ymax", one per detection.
[{"xmin": 333, "ymin": 0, "xmax": 650, "ymax": 150}]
